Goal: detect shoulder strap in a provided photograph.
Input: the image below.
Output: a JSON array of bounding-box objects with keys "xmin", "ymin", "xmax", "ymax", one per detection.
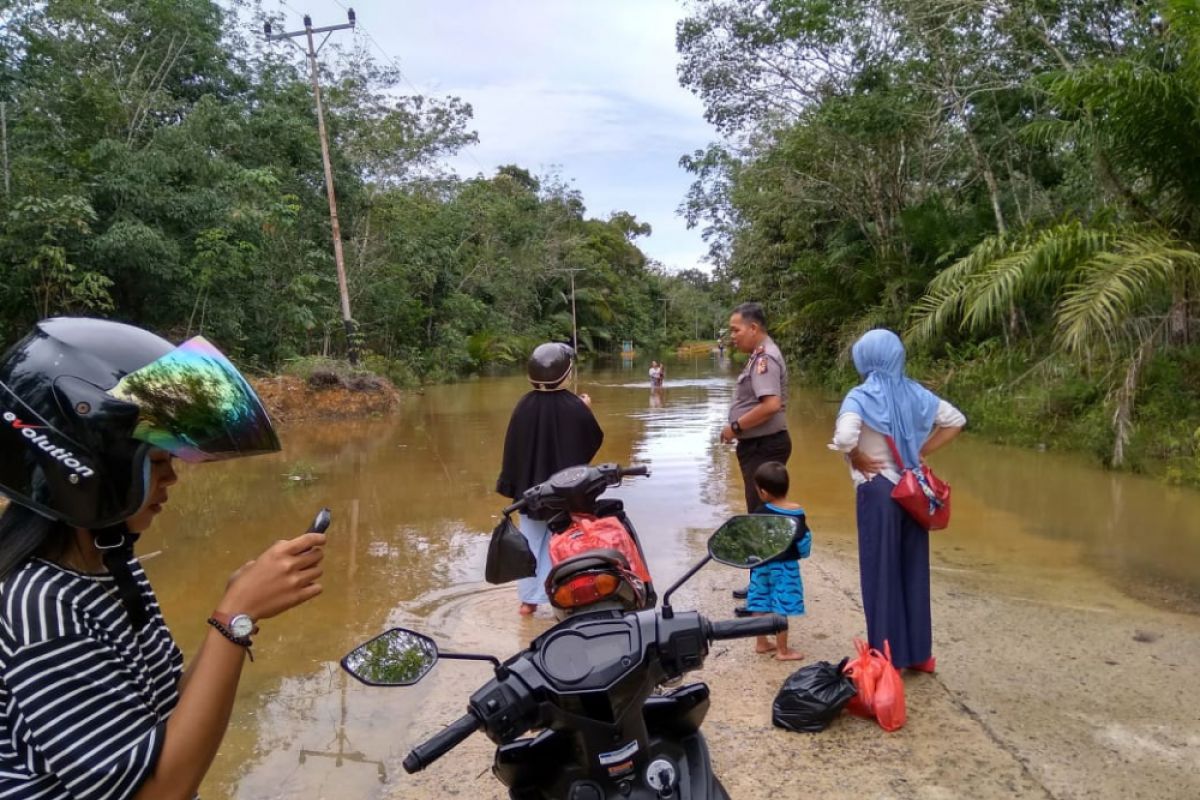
[
  {"xmin": 884, "ymin": 436, "xmax": 907, "ymax": 470},
  {"xmin": 93, "ymin": 524, "xmax": 149, "ymax": 630}
]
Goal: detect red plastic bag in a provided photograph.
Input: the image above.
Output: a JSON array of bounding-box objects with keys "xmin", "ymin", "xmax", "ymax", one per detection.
[
  {"xmin": 549, "ymin": 514, "xmax": 652, "ymax": 585},
  {"xmin": 872, "ymin": 641, "xmax": 907, "ymax": 732},
  {"xmin": 842, "ymin": 639, "xmax": 907, "ymax": 732},
  {"xmin": 842, "ymin": 639, "xmax": 882, "ymax": 718}
]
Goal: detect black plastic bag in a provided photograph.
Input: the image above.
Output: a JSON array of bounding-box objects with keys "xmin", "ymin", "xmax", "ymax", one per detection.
[
  {"xmin": 771, "ymin": 657, "xmax": 856, "ymax": 733},
  {"xmin": 484, "ymin": 514, "xmax": 537, "ymax": 584}
]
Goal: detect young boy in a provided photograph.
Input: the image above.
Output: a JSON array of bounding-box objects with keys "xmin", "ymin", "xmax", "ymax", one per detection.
[{"xmin": 746, "ymin": 461, "xmax": 812, "ymax": 660}]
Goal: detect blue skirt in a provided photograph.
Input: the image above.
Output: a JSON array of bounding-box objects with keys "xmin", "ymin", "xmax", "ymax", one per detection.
[
  {"xmin": 856, "ymin": 475, "xmax": 932, "ymax": 668},
  {"xmin": 746, "ymin": 560, "xmax": 805, "ymax": 616}
]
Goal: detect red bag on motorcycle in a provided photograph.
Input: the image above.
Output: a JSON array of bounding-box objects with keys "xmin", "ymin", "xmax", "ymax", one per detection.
[{"xmin": 549, "ymin": 514, "xmax": 652, "ymax": 585}]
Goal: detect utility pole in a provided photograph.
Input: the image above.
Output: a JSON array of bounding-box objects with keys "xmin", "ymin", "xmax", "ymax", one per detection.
[
  {"xmin": 266, "ymin": 10, "xmax": 360, "ymax": 364},
  {"xmin": 1, "ymin": 101, "xmax": 9, "ymax": 197},
  {"xmin": 555, "ymin": 268, "xmax": 586, "ymax": 392}
]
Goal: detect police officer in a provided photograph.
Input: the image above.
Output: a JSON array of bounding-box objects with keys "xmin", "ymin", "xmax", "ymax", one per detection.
[{"xmin": 720, "ymin": 302, "xmax": 791, "ymax": 513}]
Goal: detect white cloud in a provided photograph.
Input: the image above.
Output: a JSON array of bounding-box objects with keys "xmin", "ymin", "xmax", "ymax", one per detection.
[{"xmin": 279, "ymin": 0, "xmax": 716, "ymax": 272}]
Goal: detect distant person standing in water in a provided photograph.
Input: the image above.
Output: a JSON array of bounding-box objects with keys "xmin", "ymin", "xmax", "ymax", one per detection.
[
  {"xmin": 719, "ymin": 302, "xmax": 790, "ymax": 513},
  {"xmin": 497, "ymin": 343, "xmax": 604, "ymax": 615},
  {"xmin": 649, "ymin": 360, "xmax": 665, "ymax": 387}
]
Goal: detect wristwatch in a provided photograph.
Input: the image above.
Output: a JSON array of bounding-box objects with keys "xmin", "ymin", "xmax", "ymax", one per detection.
[
  {"xmin": 731, "ymin": 419, "xmax": 743, "ymax": 435},
  {"xmin": 208, "ymin": 611, "xmax": 256, "ymax": 659}
]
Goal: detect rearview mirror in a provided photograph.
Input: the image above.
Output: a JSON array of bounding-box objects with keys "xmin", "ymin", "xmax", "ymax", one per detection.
[
  {"xmin": 341, "ymin": 628, "xmax": 439, "ymax": 687},
  {"xmin": 707, "ymin": 514, "xmax": 798, "ymax": 568}
]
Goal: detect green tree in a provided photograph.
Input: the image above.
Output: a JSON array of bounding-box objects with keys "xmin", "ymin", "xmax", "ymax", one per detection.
[{"xmin": 907, "ymin": 1, "xmax": 1200, "ymax": 464}]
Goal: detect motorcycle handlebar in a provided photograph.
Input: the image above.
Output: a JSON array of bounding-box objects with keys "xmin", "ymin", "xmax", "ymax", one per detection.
[
  {"xmin": 501, "ymin": 499, "xmax": 525, "ymax": 516},
  {"xmin": 708, "ymin": 614, "xmax": 788, "ymax": 641},
  {"xmin": 402, "ymin": 713, "xmax": 481, "ymax": 774},
  {"xmin": 619, "ymin": 465, "xmax": 650, "ymax": 478}
]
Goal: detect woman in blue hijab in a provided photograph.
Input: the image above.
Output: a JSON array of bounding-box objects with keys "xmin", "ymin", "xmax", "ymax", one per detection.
[{"xmin": 830, "ymin": 329, "xmax": 966, "ymax": 671}]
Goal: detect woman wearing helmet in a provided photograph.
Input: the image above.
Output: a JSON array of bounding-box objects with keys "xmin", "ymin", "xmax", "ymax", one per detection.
[
  {"xmin": 496, "ymin": 342, "xmax": 603, "ymax": 615},
  {"xmin": 0, "ymin": 317, "xmax": 324, "ymax": 799}
]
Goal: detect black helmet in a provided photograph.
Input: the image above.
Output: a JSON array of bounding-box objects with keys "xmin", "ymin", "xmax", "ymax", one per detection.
[
  {"xmin": 0, "ymin": 317, "xmax": 279, "ymax": 529},
  {"xmin": 527, "ymin": 342, "xmax": 574, "ymax": 391}
]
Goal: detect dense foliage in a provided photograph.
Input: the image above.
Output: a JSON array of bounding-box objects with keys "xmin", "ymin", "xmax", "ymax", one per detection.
[
  {"xmin": 0, "ymin": 0, "xmax": 715, "ymax": 384},
  {"xmin": 678, "ymin": 0, "xmax": 1200, "ymax": 481}
]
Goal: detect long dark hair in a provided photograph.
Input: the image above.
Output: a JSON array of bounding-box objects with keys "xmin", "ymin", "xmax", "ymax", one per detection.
[{"xmin": 0, "ymin": 503, "xmax": 76, "ymax": 581}]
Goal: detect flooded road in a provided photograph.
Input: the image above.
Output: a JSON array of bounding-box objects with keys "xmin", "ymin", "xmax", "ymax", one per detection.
[{"xmin": 133, "ymin": 356, "xmax": 1200, "ymax": 799}]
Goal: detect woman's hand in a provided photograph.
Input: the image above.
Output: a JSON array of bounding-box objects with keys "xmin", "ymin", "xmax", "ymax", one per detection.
[
  {"xmin": 219, "ymin": 533, "xmax": 325, "ymax": 621},
  {"xmin": 578, "ymin": 392, "xmax": 592, "ymax": 408},
  {"xmin": 849, "ymin": 448, "xmax": 887, "ymax": 476}
]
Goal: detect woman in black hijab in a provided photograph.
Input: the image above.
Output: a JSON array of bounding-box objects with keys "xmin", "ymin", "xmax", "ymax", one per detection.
[{"xmin": 496, "ymin": 343, "xmax": 604, "ymax": 614}]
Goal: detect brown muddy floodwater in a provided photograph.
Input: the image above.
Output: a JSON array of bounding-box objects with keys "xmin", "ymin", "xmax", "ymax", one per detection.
[{"xmin": 134, "ymin": 356, "xmax": 1200, "ymax": 799}]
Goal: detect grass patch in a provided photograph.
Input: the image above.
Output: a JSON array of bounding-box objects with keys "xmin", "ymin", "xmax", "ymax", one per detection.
[{"xmin": 281, "ymin": 355, "xmax": 399, "ymax": 391}]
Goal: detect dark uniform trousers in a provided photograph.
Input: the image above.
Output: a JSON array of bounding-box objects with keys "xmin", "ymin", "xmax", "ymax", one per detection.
[{"xmin": 735, "ymin": 430, "xmax": 792, "ymax": 512}]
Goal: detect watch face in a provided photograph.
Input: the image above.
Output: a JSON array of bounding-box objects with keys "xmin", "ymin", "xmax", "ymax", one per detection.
[{"xmin": 230, "ymin": 614, "xmax": 254, "ymax": 638}]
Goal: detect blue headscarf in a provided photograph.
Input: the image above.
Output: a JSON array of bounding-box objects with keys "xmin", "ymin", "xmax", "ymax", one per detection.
[{"xmin": 839, "ymin": 329, "xmax": 939, "ymax": 468}]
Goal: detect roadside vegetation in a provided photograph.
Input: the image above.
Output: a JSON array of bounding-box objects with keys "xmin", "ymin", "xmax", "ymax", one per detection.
[{"xmin": 678, "ymin": 0, "xmax": 1200, "ymax": 484}]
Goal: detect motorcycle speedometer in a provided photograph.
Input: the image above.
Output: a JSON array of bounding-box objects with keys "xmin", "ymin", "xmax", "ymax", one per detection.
[{"xmin": 536, "ymin": 616, "xmax": 642, "ymax": 689}]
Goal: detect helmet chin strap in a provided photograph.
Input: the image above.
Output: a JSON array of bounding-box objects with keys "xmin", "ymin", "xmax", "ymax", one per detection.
[{"xmin": 91, "ymin": 523, "xmax": 149, "ymax": 630}]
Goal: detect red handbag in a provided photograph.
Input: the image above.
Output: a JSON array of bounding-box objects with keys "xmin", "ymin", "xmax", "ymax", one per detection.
[{"xmin": 885, "ymin": 437, "xmax": 951, "ymax": 531}]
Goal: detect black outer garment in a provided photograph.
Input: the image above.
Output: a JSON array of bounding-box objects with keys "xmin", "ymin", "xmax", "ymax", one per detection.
[{"xmin": 496, "ymin": 390, "xmax": 604, "ymax": 520}]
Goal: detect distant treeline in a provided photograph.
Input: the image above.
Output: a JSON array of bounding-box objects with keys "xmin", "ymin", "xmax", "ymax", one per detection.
[{"xmin": 0, "ymin": 0, "xmax": 727, "ymax": 384}]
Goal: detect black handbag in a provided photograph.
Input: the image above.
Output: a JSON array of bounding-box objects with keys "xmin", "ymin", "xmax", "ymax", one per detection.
[{"xmin": 484, "ymin": 513, "xmax": 537, "ymax": 584}]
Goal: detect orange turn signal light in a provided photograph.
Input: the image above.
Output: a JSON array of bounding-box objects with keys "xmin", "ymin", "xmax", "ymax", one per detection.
[{"xmin": 552, "ymin": 571, "xmax": 621, "ymax": 609}]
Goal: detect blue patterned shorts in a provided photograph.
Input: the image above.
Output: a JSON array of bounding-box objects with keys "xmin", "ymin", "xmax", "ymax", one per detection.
[{"xmin": 746, "ymin": 560, "xmax": 805, "ymax": 616}]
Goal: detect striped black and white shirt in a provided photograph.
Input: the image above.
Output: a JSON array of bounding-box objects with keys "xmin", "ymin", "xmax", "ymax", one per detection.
[{"xmin": 0, "ymin": 557, "xmax": 183, "ymax": 799}]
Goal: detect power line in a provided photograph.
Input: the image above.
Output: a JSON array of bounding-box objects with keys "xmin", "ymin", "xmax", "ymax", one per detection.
[
  {"xmin": 361, "ymin": 28, "xmax": 491, "ymax": 177},
  {"xmin": 275, "ymin": 0, "xmax": 308, "ymax": 22},
  {"xmin": 318, "ymin": 0, "xmax": 492, "ymax": 178},
  {"xmin": 267, "ymin": 2, "xmax": 491, "ymax": 177}
]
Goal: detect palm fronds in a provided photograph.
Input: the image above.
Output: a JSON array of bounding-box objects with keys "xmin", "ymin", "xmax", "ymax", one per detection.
[
  {"xmin": 905, "ymin": 222, "xmax": 1114, "ymax": 343},
  {"xmin": 1057, "ymin": 234, "xmax": 1200, "ymax": 353}
]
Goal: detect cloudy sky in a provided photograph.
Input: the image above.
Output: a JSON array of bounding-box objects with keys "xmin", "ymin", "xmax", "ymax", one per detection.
[{"xmin": 267, "ymin": 0, "xmax": 716, "ymax": 272}]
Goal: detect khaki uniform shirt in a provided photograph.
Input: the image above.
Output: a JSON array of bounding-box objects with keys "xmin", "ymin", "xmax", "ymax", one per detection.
[{"xmin": 729, "ymin": 337, "xmax": 788, "ymax": 439}]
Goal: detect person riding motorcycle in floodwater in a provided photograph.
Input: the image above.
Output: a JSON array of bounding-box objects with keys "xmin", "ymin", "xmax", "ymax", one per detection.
[
  {"xmin": 0, "ymin": 317, "xmax": 325, "ymax": 799},
  {"xmin": 496, "ymin": 342, "xmax": 603, "ymax": 616}
]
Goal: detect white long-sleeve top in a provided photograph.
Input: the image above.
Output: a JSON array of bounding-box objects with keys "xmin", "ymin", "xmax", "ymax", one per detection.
[{"xmin": 829, "ymin": 400, "xmax": 967, "ymax": 485}]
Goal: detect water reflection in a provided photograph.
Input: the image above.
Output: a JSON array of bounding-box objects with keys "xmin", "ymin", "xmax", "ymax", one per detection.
[
  {"xmin": 296, "ymin": 671, "xmax": 387, "ymax": 784},
  {"xmin": 134, "ymin": 356, "xmax": 1200, "ymax": 799}
]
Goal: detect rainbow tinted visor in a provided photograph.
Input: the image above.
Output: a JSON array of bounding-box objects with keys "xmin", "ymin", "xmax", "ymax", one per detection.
[{"xmin": 110, "ymin": 337, "xmax": 280, "ymax": 462}]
